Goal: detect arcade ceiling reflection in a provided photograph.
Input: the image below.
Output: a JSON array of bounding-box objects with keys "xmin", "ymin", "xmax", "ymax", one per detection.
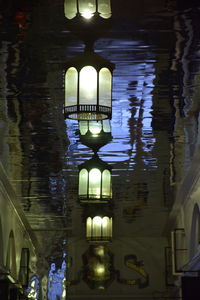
[{"xmin": 1, "ymin": 0, "xmax": 200, "ymax": 299}]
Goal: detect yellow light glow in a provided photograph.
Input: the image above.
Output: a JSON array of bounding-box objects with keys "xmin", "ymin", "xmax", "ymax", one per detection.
[
  {"xmin": 95, "ymin": 264, "xmax": 105, "ymax": 275},
  {"xmin": 86, "ymin": 217, "xmax": 92, "ymax": 238},
  {"xmin": 81, "ymin": 9, "xmax": 93, "ymax": 19},
  {"xmin": 102, "ymin": 216, "xmax": 109, "ymax": 227},
  {"xmin": 95, "ymin": 245, "xmax": 105, "ymax": 256}
]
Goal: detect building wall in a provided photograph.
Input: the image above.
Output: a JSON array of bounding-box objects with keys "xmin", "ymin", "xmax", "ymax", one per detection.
[{"xmin": 0, "ymin": 161, "xmax": 38, "ymax": 286}]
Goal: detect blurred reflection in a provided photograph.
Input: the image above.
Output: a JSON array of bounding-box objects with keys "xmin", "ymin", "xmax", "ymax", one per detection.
[
  {"xmin": 64, "ymin": 50, "xmax": 114, "ymax": 120},
  {"xmin": 86, "ymin": 216, "xmax": 112, "ymax": 241},
  {"xmin": 47, "ymin": 258, "xmax": 67, "ymax": 300},
  {"xmin": 79, "ymin": 119, "xmax": 112, "ymax": 151},
  {"xmin": 26, "ymin": 276, "xmax": 39, "ymax": 299},
  {"xmin": 78, "ymin": 154, "xmax": 112, "ymax": 203},
  {"xmin": 82, "ymin": 244, "xmax": 114, "ymax": 289},
  {"xmin": 64, "ymin": 0, "xmax": 112, "ymax": 46}
]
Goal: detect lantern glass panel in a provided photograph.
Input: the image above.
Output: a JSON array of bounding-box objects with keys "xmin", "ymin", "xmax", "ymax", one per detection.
[
  {"xmin": 86, "ymin": 217, "xmax": 92, "ymax": 238},
  {"xmin": 65, "ymin": 67, "xmax": 78, "ymax": 107},
  {"xmin": 64, "ymin": 0, "xmax": 77, "ymax": 19},
  {"xmin": 79, "ymin": 0, "xmax": 96, "ymax": 19},
  {"xmin": 98, "ymin": 0, "xmax": 111, "ymax": 18},
  {"xmin": 103, "ymin": 119, "xmax": 111, "ymax": 133},
  {"xmin": 79, "ymin": 121, "xmax": 88, "ymax": 135},
  {"xmin": 93, "ymin": 216, "xmax": 102, "ymax": 237},
  {"xmin": 102, "ymin": 169, "xmax": 111, "ymax": 198},
  {"xmin": 109, "ymin": 218, "xmax": 112, "ymax": 237},
  {"xmin": 79, "ymin": 169, "xmax": 88, "ymax": 196},
  {"xmin": 102, "ymin": 217, "xmax": 110, "ymax": 238},
  {"xmin": 89, "ymin": 121, "xmax": 102, "ymax": 135},
  {"xmin": 89, "ymin": 168, "xmax": 101, "ymax": 198},
  {"xmin": 80, "ymin": 66, "xmax": 97, "ymax": 104},
  {"xmin": 99, "ymin": 68, "xmax": 112, "ymax": 107}
]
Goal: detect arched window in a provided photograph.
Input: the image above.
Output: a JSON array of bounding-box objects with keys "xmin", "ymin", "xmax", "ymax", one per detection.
[{"xmin": 6, "ymin": 231, "xmax": 17, "ymax": 278}]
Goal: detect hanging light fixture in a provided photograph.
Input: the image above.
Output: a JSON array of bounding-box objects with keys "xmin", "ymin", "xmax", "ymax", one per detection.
[
  {"xmin": 64, "ymin": 0, "xmax": 112, "ymax": 46},
  {"xmin": 64, "ymin": 0, "xmax": 111, "ymax": 20},
  {"xmin": 78, "ymin": 154, "xmax": 112, "ymax": 203},
  {"xmin": 64, "ymin": 51, "xmax": 115, "ymax": 121},
  {"xmin": 79, "ymin": 119, "xmax": 112, "ymax": 151},
  {"xmin": 86, "ymin": 216, "xmax": 112, "ymax": 242}
]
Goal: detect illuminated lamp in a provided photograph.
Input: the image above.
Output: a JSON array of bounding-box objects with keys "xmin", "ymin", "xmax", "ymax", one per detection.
[
  {"xmin": 86, "ymin": 216, "xmax": 112, "ymax": 242},
  {"xmin": 64, "ymin": 51, "xmax": 114, "ymax": 121},
  {"xmin": 78, "ymin": 154, "xmax": 112, "ymax": 203},
  {"xmin": 64, "ymin": 0, "xmax": 111, "ymax": 20},
  {"xmin": 79, "ymin": 119, "xmax": 112, "ymax": 151},
  {"xmin": 64, "ymin": 51, "xmax": 114, "ymax": 120},
  {"xmin": 64, "ymin": 0, "xmax": 112, "ymax": 44}
]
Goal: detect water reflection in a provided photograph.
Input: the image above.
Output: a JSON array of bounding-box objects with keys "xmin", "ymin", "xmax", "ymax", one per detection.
[
  {"xmin": 47, "ymin": 258, "xmax": 67, "ymax": 300},
  {"xmin": 1, "ymin": 0, "xmax": 200, "ymax": 298}
]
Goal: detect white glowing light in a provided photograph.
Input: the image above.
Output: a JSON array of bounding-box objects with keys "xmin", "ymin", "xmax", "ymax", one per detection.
[
  {"xmin": 81, "ymin": 9, "xmax": 93, "ymax": 19},
  {"xmin": 80, "ymin": 66, "xmax": 97, "ymax": 104},
  {"xmin": 90, "ymin": 121, "xmax": 102, "ymax": 135},
  {"xmin": 93, "ymin": 216, "xmax": 102, "ymax": 226}
]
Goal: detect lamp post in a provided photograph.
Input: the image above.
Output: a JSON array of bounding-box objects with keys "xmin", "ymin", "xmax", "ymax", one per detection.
[
  {"xmin": 78, "ymin": 154, "xmax": 112, "ymax": 203},
  {"xmin": 64, "ymin": 51, "xmax": 115, "ymax": 121}
]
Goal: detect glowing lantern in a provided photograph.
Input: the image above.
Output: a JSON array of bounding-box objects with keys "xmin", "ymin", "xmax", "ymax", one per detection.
[
  {"xmin": 64, "ymin": 51, "xmax": 114, "ymax": 121},
  {"xmin": 64, "ymin": 0, "xmax": 112, "ymax": 20},
  {"xmin": 78, "ymin": 155, "xmax": 112, "ymax": 203},
  {"xmin": 86, "ymin": 216, "xmax": 112, "ymax": 241},
  {"xmin": 79, "ymin": 119, "xmax": 112, "ymax": 151}
]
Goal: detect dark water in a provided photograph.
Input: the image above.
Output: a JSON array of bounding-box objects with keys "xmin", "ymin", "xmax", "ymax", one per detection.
[{"xmin": 1, "ymin": 0, "xmax": 200, "ymax": 299}]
